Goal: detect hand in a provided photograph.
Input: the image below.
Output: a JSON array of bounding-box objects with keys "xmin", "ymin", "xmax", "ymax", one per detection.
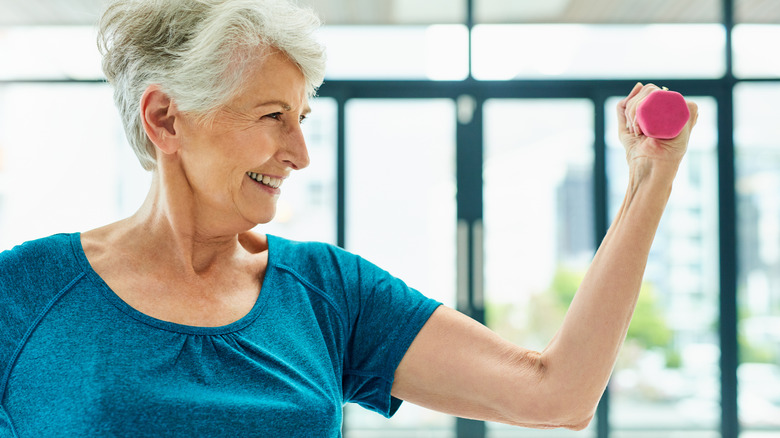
[{"xmin": 617, "ymin": 82, "xmax": 699, "ymax": 169}]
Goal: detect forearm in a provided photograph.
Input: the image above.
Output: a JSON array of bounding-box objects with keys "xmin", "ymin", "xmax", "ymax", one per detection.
[
  {"xmin": 540, "ymin": 158, "xmax": 680, "ymax": 415},
  {"xmin": 393, "ymin": 86, "xmax": 697, "ymax": 430}
]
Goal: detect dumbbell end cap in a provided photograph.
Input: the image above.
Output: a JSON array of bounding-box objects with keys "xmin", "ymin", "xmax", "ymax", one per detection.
[{"xmin": 636, "ymin": 90, "xmax": 690, "ymax": 140}]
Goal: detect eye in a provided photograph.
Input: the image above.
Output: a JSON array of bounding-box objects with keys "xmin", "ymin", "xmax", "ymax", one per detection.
[{"xmin": 264, "ymin": 112, "xmax": 283, "ymax": 120}]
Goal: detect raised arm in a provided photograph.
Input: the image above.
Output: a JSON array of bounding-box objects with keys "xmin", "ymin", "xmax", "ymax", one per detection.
[{"xmin": 391, "ymin": 83, "xmax": 699, "ymax": 430}]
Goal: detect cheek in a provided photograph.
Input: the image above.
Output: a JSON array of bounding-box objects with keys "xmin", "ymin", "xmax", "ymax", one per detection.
[{"xmin": 240, "ymin": 133, "xmax": 281, "ymax": 166}]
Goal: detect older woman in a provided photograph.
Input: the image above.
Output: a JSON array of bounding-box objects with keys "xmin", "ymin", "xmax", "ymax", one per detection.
[{"xmin": 0, "ymin": 0, "xmax": 697, "ymax": 436}]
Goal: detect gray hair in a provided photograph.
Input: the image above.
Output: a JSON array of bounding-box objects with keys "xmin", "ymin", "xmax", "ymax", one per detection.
[{"xmin": 97, "ymin": 0, "xmax": 327, "ymax": 171}]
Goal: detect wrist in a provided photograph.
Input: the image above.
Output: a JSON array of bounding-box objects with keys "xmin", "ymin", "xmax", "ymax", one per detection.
[
  {"xmin": 626, "ymin": 157, "xmax": 680, "ymax": 199},
  {"xmin": 629, "ymin": 155, "xmax": 680, "ymax": 182}
]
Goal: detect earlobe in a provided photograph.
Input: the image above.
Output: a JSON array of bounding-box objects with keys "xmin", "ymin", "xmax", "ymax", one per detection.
[{"xmin": 140, "ymin": 84, "xmax": 179, "ymax": 155}]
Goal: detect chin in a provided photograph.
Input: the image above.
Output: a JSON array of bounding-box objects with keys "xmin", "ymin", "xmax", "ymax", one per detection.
[
  {"xmin": 237, "ymin": 200, "xmax": 278, "ymax": 227},
  {"xmin": 254, "ymin": 217, "xmax": 275, "ymax": 226},
  {"xmin": 251, "ymin": 209, "xmax": 277, "ymax": 226}
]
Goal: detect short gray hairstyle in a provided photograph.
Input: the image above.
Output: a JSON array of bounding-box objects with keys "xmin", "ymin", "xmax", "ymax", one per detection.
[{"xmin": 97, "ymin": 0, "xmax": 327, "ymax": 171}]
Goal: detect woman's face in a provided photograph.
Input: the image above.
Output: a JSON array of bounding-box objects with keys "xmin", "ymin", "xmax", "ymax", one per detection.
[{"xmin": 174, "ymin": 50, "xmax": 310, "ymax": 228}]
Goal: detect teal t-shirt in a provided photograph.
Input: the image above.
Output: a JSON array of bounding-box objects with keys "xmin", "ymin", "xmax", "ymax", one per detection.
[{"xmin": 0, "ymin": 233, "xmax": 440, "ymax": 437}]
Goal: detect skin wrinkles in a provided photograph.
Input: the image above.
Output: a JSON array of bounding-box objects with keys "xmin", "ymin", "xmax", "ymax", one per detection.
[
  {"xmin": 79, "ymin": 49, "xmax": 310, "ymax": 327},
  {"xmin": 78, "ymin": 34, "xmax": 699, "ymax": 429},
  {"xmin": 172, "ymin": 50, "xmax": 311, "ymax": 234},
  {"xmin": 391, "ymin": 83, "xmax": 698, "ymax": 429}
]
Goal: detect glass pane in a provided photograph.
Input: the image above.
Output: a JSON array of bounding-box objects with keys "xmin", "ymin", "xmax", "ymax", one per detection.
[
  {"xmin": 476, "ymin": 0, "xmax": 720, "ymax": 23},
  {"xmin": 343, "ymin": 99, "xmax": 457, "ymax": 436},
  {"xmin": 483, "ymin": 98, "xmax": 595, "ymax": 437},
  {"xmin": 0, "ymin": 85, "xmax": 336, "ymax": 250},
  {"xmin": 0, "ymin": 2, "xmax": 101, "ymax": 26},
  {"xmin": 0, "ymin": 83, "xmax": 147, "ymax": 250},
  {"xmin": 0, "ymin": 26, "xmax": 103, "ymax": 80},
  {"xmin": 259, "ymin": 97, "xmax": 338, "ymax": 244},
  {"xmin": 300, "ymin": 0, "xmax": 465, "ymax": 24},
  {"xmin": 320, "ymin": 25, "xmax": 469, "ymax": 80},
  {"xmin": 735, "ymin": 82, "xmax": 780, "ymax": 433},
  {"xmin": 733, "ymin": 25, "xmax": 780, "ymax": 79},
  {"xmin": 605, "ymin": 96, "xmax": 720, "ymax": 436},
  {"xmin": 472, "ymin": 24, "xmax": 725, "ymax": 80},
  {"xmin": 736, "ymin": 0, "xmax": 780, "ymax": 24}
]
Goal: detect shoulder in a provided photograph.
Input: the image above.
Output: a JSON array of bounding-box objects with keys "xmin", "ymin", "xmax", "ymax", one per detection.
[
  {"xmin": 1, "ymin": 232, "xmax": 75, "ymax": 259},
  {"xmin": 269, "ymin": 235, "xmax": 353, "ymax": 265},
  {"xmin": 266, "ymin": 235, "xmax": 430, "ymax": 310},
  {"xmin": 0, "ymin": 233, "xmax": 84, "ymax": 285},
  {"xmin": 267, "ymin": 235, "xmax": 360, "ymax": 286},
  {"xmin": 0, "ymin": 233, "xmax": 88, "ymax": 362},
  {"xmin": 267, "ymin": 235, "xmax": 394, "ymax": 286},
  {"xmin": 0, "ymin": 233, "xmax": 88, "ymax": 314}
]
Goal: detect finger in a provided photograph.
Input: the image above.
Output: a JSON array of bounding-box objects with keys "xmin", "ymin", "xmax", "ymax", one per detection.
[
  {"xmin": 626, "ymin": 83, "xmax": 662, "ymax": 135},
  {"xmin": 616, "ymin": 95, "xmax": 631, "ymax": 135},
  {"xmin": 672, "ymin": 100, "xmax": 699, "ymax": 141},
  {"xmin": 619, "ymin": 83, "xmax": 643, "ymax": 135},
  {"xmin": 624, "ymin": 82, "xmax": 644, "ymax": 103},
  {"xmin": 687, "ymin": 101, "xmax": 699, "ymax": 129}
]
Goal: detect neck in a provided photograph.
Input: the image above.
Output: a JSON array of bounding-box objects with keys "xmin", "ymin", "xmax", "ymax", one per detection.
[{"xmin": 127, "ymin": 171, "xmax": 256, "ymax": 275}]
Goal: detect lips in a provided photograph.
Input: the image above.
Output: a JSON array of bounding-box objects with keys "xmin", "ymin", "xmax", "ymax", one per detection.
[{"xmin": 247, "ymin": 172, "xmax": 283, "ymax": 189}]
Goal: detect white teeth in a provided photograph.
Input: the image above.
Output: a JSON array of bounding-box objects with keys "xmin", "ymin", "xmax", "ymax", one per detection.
[{"xmin": 247, "ymin": 172, "xmax": 282, "ymax": 189}]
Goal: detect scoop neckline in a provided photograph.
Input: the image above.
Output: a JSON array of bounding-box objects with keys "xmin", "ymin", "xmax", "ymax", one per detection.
[{"xmin": 69, "ymin": 232, "xmax": 276, "ymax": 336}]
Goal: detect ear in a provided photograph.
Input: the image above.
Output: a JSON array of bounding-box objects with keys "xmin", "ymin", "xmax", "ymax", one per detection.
[{"xmin": 140, "ymin": 84, "xmax": 179, "ymax": 156}]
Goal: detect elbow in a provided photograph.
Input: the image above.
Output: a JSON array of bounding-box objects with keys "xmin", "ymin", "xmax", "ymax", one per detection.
[
  {"xmin": 499, "ymin": 388, "xmax": 598, "ymax": 430},
  {"xmin": 496, "ymin": 349, "xmax": 601, "ymax": 430},
  {"xmin": 501, "ymin": 405, "xmax": 595, "ymax": 431},
  {"xmin": 564, "ymin": 411, "xmax": 594, "ymax": 431},
  {"xmin": 504, "ymin": 377, "xmax": 601, "ymax": 430},
  {"xmin": 558, "ymin": 392, "xmax": 599, "ymax": 430},
  {"xmin": 546, "ymin": 388, "xmax": 601, "ymax": 430},
  {"xmin": 539, "ymin": 402, "xmax": 596, "ymax": 431}
]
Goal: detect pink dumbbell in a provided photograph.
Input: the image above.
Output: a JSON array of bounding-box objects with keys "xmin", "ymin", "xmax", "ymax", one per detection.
[{"xmin": 635, "ymin": 88, "xmax": 690, "ymax": 139}]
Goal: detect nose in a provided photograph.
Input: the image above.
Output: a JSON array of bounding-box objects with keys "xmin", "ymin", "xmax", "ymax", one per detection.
[{"xmin": 280, "ymin": 123, "xmax": 310, "ymax": 170}]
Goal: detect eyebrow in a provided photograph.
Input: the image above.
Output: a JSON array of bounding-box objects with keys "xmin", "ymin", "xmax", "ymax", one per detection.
[{"xmin": 256, "ymin": 100, "xmax": 311, "ymax": 114}]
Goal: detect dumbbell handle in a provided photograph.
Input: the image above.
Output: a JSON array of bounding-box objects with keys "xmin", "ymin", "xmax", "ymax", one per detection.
[{"xmin": 636, "ymin": 88, "xmax": 690, "ymax": 140}]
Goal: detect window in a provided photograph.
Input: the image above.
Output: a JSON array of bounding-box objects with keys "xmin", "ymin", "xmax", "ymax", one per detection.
[
  {"xmin": 606, "ymin": 96, "xmax": 721, "ymax": 435},
  {"xmin": 733, "ymin": 25, "xmax": 780, "ymax": 78},
  {"xmin": 735, "ymin": 82, "xmax": 780, "ymax": 432},
  {"xmin": 0, "ymin": 26, "xmax": 101, "ymax": 80},
  {"xmin": 301, "ymin": 0, "xmax": 466, "ymax": 24},
  {"xmin": 320, "ymin": 26, "xmax": 469, "ymax": 80},
  {"xmin": 471, "ymin": 24, "xmax": 725, "ymax": 80},
  {"xmin": 343, "ymin": 98, "xmax": 457, "ymax": 436},
  {"xmin": 2, "ymin": 1, "xmax": 777, "ymax": 435},
  {"xmin": 483, "ymin": 98, "xmax": 595, "ymax": 436},
  {"xmin": 0, "ymin": 85, "xmax": 337, "ymax": 249},
  {"xmin": 475, "ymin": 0, "xmax": 721, "ymax": 23},
  {"xmin": 0, "ymin": 83, "xmax": 141, "ymax": 249},
  {"xmin": 261, "ymin": 97, "xmax": 338, "ymax": 244}
]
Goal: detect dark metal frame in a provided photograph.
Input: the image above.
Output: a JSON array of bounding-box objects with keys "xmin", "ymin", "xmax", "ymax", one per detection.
[
  {"xmin": 322, "ymin": 77, "xmax": 735, "ymax": 438},
  {"xmin": 321, "ymin": 0, "xmax": 749, "ymax": 436},
  {"xmin": 0, "ymin": 0, "xmax": 766, "ymax": 436}
]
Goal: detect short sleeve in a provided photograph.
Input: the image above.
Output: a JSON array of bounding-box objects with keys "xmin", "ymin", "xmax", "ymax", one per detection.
[
  {"xmin": 0, "ymin": 234, "xmax": 85, "ymax": 369},
  {"xmin": 341, "ymin": 255, "xmax": 441, "ymax": 417}
]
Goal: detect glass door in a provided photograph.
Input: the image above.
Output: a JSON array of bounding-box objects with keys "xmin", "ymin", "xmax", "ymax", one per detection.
[
  {"xmin": 735, "ymin": 83, "xmax": 780, "ymax": 435},
  {"xmin": 343, "ymin": 98, "xmax": 457, "ymax": 437},
  {"xmin": 482, "ymin": 98, "xmax": 596, "ymax": 437},
  {"xmin": 605, "ymin": 96, "xmax": 721, "ymax": 437}
]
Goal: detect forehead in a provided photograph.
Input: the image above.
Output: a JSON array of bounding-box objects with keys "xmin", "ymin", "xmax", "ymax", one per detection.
[{"xmin": 233, "ymin": 49, "xmax": 309, "ymax": 111}]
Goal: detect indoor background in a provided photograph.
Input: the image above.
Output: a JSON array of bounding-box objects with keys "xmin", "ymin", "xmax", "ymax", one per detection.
[{"xmin": 0, "ymin": 0, "xmax": 778, "ymax": 437}]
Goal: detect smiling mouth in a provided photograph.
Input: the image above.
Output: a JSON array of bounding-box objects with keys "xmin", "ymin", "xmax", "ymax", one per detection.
[{"xmin": 247, "ymin": 172, "xmax": 283, "ymax": 189}]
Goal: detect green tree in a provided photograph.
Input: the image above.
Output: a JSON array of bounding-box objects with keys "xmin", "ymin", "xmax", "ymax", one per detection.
[
  {"xmin": 627, "ymin": 283, "xmax": 672, "ymax": 349},
  {"xmin": 549, "ymin": 268, "xmax": 672, "ymax": 350}
]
